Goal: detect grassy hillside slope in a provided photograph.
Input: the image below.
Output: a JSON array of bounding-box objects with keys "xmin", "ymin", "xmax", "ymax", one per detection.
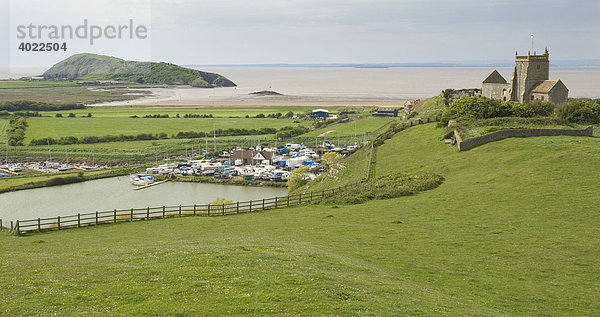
[
  {"xmin": 1, "ymin": 124, "xmax": 599, "ymax": 315},
  {"xmin": 43, "ymin": 53, "xmax": 236, "ymax": 87}
]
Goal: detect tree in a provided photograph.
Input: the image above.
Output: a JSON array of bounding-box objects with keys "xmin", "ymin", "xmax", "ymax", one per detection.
[{"xmin": 287, "ymin": 166, "xmax": 310, "ymax": 192}]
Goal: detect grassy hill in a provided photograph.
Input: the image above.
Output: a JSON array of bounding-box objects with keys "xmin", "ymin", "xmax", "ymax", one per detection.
[
  {"xmin": 43, "ymin": 53, "xmax": 236, "ymax": 87},
  {"xmin": 1, "ymin": 123, "xmax": 599, "ymax": 315}
]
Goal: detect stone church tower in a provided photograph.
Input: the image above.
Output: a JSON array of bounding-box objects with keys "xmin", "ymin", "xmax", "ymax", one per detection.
[
  {"xmin": 482, "ymin": 48, "xmax": 568, "ymax": 105},
  {"xmin": 511, "ymin": 49, "xmax": 550, "ymax": 103}
]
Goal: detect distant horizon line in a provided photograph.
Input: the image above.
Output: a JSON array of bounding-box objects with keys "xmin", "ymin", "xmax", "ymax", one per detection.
[
  {"xmin": 184, "ymin": 59, "xmax": 600, "ymax": 68},
  {"xmin": 3, "ymin": 59, "xmax": 600, "ymax": 72}
]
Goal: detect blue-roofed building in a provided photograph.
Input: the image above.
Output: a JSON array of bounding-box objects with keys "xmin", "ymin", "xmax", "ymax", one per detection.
[{"xmin": 310, "ymin": 109, "xmax": 330, "ymax": 119}]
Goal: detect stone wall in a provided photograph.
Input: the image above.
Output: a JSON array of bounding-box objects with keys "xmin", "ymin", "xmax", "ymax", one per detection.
[{"xmin": 455, "ymin": 126, "xmax": 593, "ymax": 151}]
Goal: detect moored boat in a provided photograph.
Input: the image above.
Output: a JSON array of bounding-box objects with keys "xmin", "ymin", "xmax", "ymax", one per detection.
[{"xmin": 130, "ymin": 174, "xmax": 155, "ymax": 186}]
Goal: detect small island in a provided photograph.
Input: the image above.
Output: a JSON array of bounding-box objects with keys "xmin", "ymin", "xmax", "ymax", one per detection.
[{"xmin": 249, "ymin": 90, "xmax": 283, "ymax": 96}]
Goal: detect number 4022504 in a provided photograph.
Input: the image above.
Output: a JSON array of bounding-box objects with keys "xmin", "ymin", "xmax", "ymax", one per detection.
[{"xmin": 18, "ymin": 42, "xmax": 67, "ymax": 52}]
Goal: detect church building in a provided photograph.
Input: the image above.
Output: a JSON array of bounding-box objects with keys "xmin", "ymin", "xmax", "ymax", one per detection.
[{"xmin": 482, "ymin": 49, "xmax": 568, "ymax": 105}]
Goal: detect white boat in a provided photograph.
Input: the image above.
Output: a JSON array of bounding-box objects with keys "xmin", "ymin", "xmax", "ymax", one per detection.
[
  {"xmin": 57, "ymin": 164, "xmax": 73, "ymax": 171},
  {"xmin": 130, "ymin": 174, "xmax": 155, "ymax": 186},
  {"xmin": 8, "ymin": 164, "xmax": 23, "ymax": 172}
]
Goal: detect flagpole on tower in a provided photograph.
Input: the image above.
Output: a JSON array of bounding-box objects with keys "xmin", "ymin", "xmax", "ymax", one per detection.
[{"xmin": 530, "ymin": 33, "xmax": 534, "ymax": 54}]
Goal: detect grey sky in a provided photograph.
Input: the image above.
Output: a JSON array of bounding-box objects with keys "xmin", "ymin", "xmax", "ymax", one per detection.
[{"xmin": 2, "ymin": 0, "xmax": 599, "ymax": 67}]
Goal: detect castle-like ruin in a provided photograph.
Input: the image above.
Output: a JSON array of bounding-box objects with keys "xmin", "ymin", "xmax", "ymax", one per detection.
[{"xmin": 482, "ymin": 48, "xmax": 568, "ymax": 105}]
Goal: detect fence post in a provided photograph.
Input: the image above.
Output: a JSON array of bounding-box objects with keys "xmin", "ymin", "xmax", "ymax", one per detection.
[
  {"xmin": 208, "ymin": 204, "xmax": 211, "ymax": 216},
  {"xmin": 299, "ymin": 193, "xmax": 302, "ymax": 204},
  {"xmin": 222, "ymin": 203, "xmax": 225, "ymax": 215},
  {"xmin": 310, "ymin": 192, "xmax": 313, "ymax": 202},
  {"xmin": 95, "ymin": 212, "xmax": 98, "ymax": 225},
  {"xmin": 236, "ymin": 202, "xmax": 240, "ymax": 214},
  {"xmin": 10, "ymin": 221, "xmax": 13, "ymax": 232},
  {"xmin": 162, "ymin": 206, "xmax": 165, "ymax": 218},
  {"xmin": 262, "ymin": 198, "xmax": 265, "ymax": 210},
  {"xmin": 114, "ymin": 209, "xmax": 117, "ymax": 223},
  {"xmin": 57, "ymin": 216, "xmax": 61, "ymax": 230},
  {"xmin": 193, "ymin": 204, "xmax": 197, "ymax": 216},
  {"xmin": 130, "ymin": 208, "xmax": 134, "ymax": 222},
  {"xmin": 15, "ymin": 220, "xmax": 20, "ymax": 236},
  {"xmin": 0, "ymin": 219, "xmax": 2, "ymax": 231},
  {"xmin": 179, "ymin": 205, "xmax": 182, "ymax": 217},
  {"xmin": 78, "ymin": 213, "xmax": 81, "ymax": 228},
  {"xmin": 38, "ymin": 218, "xmax": 41, "ymax": 231},
  {"xmin": 249, "ymin": 200, "xmax": 252, "ymax": 212},
  {"xmin": 287, "ymin": 195, "xmax": 290, "ymax": 207},
  {"xmin": 275, "ymin": 197, "xmax": 278, "ymax": 208}
]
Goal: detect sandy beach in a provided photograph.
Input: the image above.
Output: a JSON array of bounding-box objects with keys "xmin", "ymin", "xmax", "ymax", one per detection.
[{"xmin": 88, "ymin": 86, "xmax": 410, "ymax": 107}]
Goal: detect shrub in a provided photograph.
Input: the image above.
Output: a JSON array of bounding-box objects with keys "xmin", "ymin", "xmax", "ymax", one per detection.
[
  {"xmin": 555, "ymin": 99, "xmax": 600, "ymax": 124},
  {"xmin": 7, "ymin": 116, "xmax": 27, "ymax": 146},
  {"xmin": 0, "ymin": 101, "xmax": 84, "ymax": 112},
  {"xmin": 405, "ymin": 111, "xmax": 418, "ymax": 120},
  {"xmin": 209, "ymin": 197, "xmax": 234, "ymax": 206},
  {"xmin": 441, "ymin": 96, "xmax": 555, "ymax": 125},
  {"xmin": 318, "ymin": 173, "xmax": 444, "ymax": 205},
  {"xmin": 529, "ymin": 100, "xmax": 555, "ymax": 116},
  {"xmin": 288, "ymin": 166, "xmax": 310, "ymax": 192}
]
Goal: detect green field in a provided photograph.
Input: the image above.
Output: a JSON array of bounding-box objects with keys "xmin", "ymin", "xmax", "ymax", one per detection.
[
  {"xmin": 0, "ymin": 86, "xmax": 151, "ymax": 105},
  {"xmin": 299, "ymin": 116, "xmax": 395, "ymax": 139},
  {"xmin": 25, "ymin": 117, "xmax": 309, "ymax": 141},
  {"xmin": 23, "ymin": 105, "xmax": 376, "ymax": 142},
  {"xmin": 4, "ymin": 105, "xmax": 384, "ymax": 165},
  {"xmin": 1, "ymin": 123, "xmax": 599, "ymax": 315},
  {"xmin": 0, "ymin": 80, "xmax": 79, "ymax": 89}
]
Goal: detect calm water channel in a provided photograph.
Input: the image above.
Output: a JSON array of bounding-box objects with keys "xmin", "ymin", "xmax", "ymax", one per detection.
[{"xmin": 0, "ymin": 176, "xmax": 288, "ymax": 223}]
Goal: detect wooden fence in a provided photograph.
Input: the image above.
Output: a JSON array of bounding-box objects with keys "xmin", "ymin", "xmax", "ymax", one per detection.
[{"xmin": 2, "ymin": 183, "xmax": 361, "ymax": 235}]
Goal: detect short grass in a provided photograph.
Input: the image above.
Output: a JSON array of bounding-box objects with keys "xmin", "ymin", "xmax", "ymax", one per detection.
[
  {"xmin": 58, "ymin": 105, "xmax": 320, "ymax": 118},
  {"xmin": 0, "ymin": 87, "xmax": 149, "ymax": 104},
  {"xmin": 25, "ymin": 117, "xmax": 310, "ymax": 141},
  {"xmin": 1, "ymin": 124, "xmax": 599, "ymax": 315},
  {"xmin": 412, "ymin": 95, "xmax": 445, "ymax": 119},
  {"xmin": 0, "ymin": 80, "xmax": 79, "ymax": 89},
  {"xmin": 299, "ymin": 116, "xmax": 395, "ymax": 139}
]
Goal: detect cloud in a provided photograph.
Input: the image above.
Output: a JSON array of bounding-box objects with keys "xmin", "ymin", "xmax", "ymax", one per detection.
[{"xmin": 3, "ymin": 0, "xmax": 600, "ymax": 66}]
